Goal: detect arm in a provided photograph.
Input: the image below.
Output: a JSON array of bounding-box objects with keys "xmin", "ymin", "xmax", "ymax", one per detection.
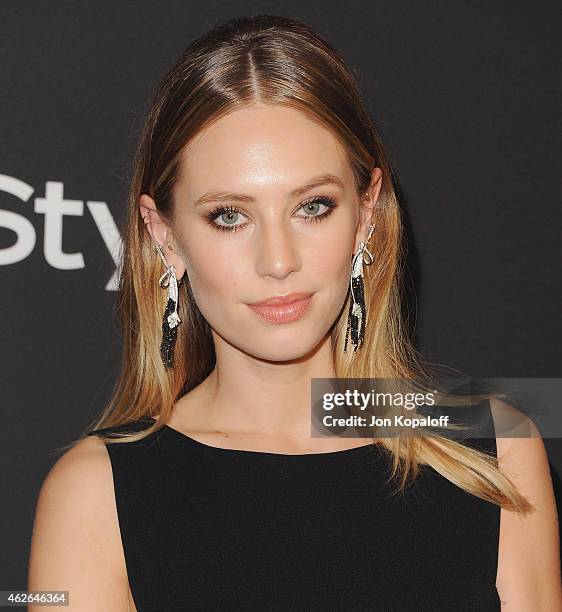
[
  {"xmin": 492, "ymin": 396, "xmax": 562, "ymax": 610},
  {"xmin": 28, "ymin": 436, "xmax": 130, "ymax": 611}
]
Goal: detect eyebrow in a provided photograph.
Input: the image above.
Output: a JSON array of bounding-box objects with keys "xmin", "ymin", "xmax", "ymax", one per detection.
[{"xmin": 193, "ymin": 173, "xmax": 345, "ymax": 207}]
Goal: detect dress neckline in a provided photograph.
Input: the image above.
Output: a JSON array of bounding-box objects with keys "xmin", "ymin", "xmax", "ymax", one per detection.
[{"xmin": 149, "ymin": 417, "xmax": 377, "ymax": 458}]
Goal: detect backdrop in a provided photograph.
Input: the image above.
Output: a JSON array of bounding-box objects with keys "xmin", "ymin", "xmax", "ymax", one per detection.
[{"xmin": 1, "ymin": 0, "xmax": 560, "ymax": 590}]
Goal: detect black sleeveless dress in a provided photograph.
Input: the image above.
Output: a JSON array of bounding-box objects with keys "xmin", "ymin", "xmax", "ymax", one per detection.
[{"xmin": 88, "ymin": 399, "xmax": 500, "ymax": 611}]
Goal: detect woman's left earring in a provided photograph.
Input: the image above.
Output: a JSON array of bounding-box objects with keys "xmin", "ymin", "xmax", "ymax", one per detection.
[
  {"xmin": 344, "ymin": 223, "xmax": 375, "ymax": 353},
  {"xmin": 144, "ymin": 211, "xmax": 182, "ymax": 369}
]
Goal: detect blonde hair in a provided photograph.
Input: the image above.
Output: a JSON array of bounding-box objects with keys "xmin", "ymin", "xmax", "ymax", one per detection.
[{"xmin": 66, "ymin": 15, "xmax": 531, "ymax": 513}]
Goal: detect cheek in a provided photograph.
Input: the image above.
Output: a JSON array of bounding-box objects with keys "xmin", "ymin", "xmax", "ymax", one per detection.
[
  {"xmin": 308, "ymin": 228, "xmax": 353, "ymax": 308},
  {"xmin": 180, "ymin": 236, "xmax": 246, "ymax": 319},
  {"xmin": 314, "ymin": 243, "xmax": 350, "ymax": 280},
  {"xmin": 317, "ymin": 249, "xmax": 352, "ymax": 317}
]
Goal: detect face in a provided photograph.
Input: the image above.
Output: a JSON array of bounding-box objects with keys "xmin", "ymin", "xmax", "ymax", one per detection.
[{"xmin": 152, "ymin": 104, "xmax": 378, "ymax": 362}]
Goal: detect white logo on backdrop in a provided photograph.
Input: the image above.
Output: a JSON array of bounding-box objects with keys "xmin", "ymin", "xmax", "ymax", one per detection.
[{"xmin": 0, "ymin": 174, "xmax": 122, "ymax": 290}]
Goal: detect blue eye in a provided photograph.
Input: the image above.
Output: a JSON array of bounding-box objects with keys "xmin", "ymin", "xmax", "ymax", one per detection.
[
  {"xmin": 297, "ymin": 197, "xmax": 336, "ymax": 220},
  {"xmin": 210, "ymin": 207, "xmax": 244, "ymax": 231},
  {"xmin": 204, "ymin": 196, "xmax": 338, "ymax": 233}
]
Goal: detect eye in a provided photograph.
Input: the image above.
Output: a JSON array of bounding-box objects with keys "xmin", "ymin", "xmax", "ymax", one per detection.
[
  {"xmin": 204, "ymin": 195, "xmax": 338, "ymax": 233},
  {"xmin": 296, "ymin": 196, "xmax": 337, "ymax": 222},
  {"xmin": 204, "ymin": 206, "xmax": 248, "ymax": 232}
]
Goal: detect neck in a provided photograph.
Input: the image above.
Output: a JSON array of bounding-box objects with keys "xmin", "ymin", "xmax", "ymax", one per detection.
[{"xmin": 175, "ymin": 332, "xmax": 336, "ymax": 440}]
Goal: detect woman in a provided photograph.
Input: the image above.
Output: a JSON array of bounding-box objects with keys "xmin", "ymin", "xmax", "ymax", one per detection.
[{"xmin": 28, "ymin": 14, "xmax": 560, "ymax": 611}]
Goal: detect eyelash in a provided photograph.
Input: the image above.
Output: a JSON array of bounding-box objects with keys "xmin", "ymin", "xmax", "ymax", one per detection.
[{"xmin": 204, "ymin": 196, "xmax": 338, "ymax": 233}]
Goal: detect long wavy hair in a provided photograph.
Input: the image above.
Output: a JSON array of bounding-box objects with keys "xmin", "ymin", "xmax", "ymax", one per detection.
[{"xmin": 67, "ymin": 14, "xmax": 530, "ymax": 513}]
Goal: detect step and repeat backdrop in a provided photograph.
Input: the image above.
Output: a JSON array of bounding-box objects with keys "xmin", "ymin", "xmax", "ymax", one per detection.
[{"xmin": 1, "ymin": 1, "xmax": 560, "ymax": 590}]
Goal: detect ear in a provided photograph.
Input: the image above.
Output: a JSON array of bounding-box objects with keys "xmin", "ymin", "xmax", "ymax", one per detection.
[
  {"xmin": 353, "ymin": 167, "xmax": 383, "ymax": 253},
  {"xmin": 139, "ymin": 194, "xmax": 186, "ymax": 281}
]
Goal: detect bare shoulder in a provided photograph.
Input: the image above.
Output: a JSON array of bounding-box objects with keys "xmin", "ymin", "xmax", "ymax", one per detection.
[
  {"xmin": 489, "ymin": 396, "xmax": 562, "ymax": 610},
  {"xmin": 28, "ymin": 435, "xmax": 130, "ymax": 611}
]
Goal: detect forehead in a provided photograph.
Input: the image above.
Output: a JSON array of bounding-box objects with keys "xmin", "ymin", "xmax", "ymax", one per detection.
[{"xmin": 175, "ymin": 104, "xmax": 353, "ymax": 197}]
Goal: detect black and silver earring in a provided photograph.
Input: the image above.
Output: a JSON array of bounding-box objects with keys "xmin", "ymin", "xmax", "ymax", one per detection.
[
  {"xmin": 344, "ymin": 223, "xmax": 375, "ymax": 353},
  {"xmin": 144, "ymin": 211, "xmax": 182, "ymax": 369}
]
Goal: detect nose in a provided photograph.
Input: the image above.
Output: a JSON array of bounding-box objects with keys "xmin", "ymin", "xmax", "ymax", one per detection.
[{"xmin": 255, "ymin": 223, "xmax": 301, "ymax": 280}]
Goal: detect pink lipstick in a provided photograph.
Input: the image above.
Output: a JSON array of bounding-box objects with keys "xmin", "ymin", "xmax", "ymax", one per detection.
[{"xmin": 247, "ymin": 292, "xmax": 314, "ymax": 324}]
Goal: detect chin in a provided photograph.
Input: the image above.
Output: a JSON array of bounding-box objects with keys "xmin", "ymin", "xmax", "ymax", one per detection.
[{"xmin": 246, "ymin": 332, "xmax": 327, "ymax": 363}]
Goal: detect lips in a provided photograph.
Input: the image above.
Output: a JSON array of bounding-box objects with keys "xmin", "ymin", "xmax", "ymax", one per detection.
[{"xmin": 247, "ymin": 292, "xmax": 314, "ymax": 324}]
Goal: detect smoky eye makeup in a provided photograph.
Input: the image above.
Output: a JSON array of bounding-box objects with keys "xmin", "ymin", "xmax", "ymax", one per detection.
[{"xmin": 203, "ymin": 195, "xmax": 339, "ymax": 233}]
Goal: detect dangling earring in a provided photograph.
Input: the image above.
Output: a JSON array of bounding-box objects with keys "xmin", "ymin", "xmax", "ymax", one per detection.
[
  {"xmin": 144, "ymin": 211, "xmax": 182, "ymax": 369},
  {"xmin": 344, "ymin": 223, "xmax": 375, "ymax": 353}
]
